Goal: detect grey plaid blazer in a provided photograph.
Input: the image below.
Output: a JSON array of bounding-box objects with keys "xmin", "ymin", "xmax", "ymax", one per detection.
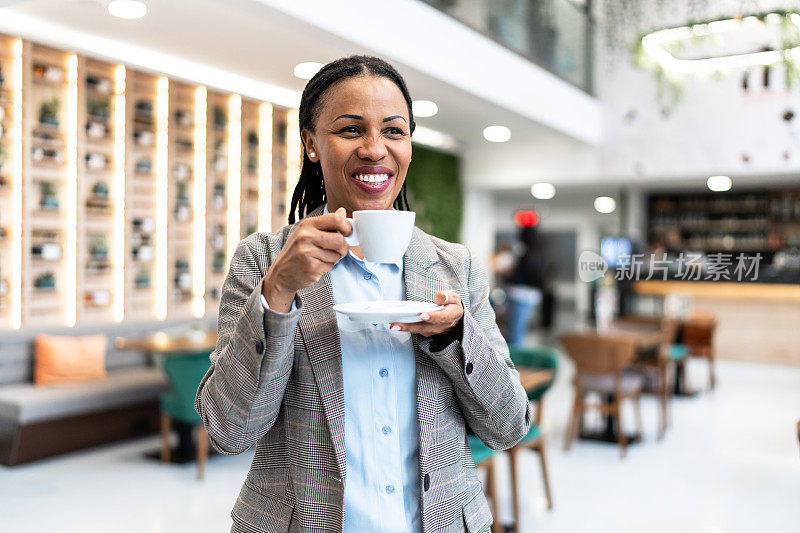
[{"xmin": 195, "ymin": 205, "xmax": 531, "ymax": 533}]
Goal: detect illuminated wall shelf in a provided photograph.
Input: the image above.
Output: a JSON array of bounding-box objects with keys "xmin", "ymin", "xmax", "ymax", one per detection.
[
  {"xmin": 22, "ymin": 43, "xmax": 72, "ymax": 328},
  {"xmin": 168, "ymin": 80, "xmax": 196, "ymax": 319},
  {"xmin": 205, "ymin": 90, "xmax": 229, "ymax": 315},
  {"xmin": 271, "ymin": 108, "xmax": 289, "ymax": 233},
  {"xmin": 0, "ymin": 32, "xmax": 296, "ymax": 330},
  {"xmin": 124, "ymin": 70, "xmax": 158, "ymax": 322},
  {"xmin": 78, "ymin": 57, "xmax": 118, "ymax": 325},
  {"xmin": 241, "ymin": 98, "xmax": 260, "ymax": 241}
]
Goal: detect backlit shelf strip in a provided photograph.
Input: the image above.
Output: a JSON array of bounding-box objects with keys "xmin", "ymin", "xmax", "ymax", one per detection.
[
  {"xmin": 113, "ymin": 65, "xmax": 126, "ymax": 323},
  {"xmin": 155, "ymin": 76, "xmax": 169, "ymax": 320},
  {"xmin": 193, "ymin": 86, "xmax": 207, "ymax": 318},
  {"xmin": 11, "ymin": 39, "xmax": 23, "ymax": 329},
  {"xmin": 66, "ymin": 53, "xmax": 78, "ymax": 327},
  {"xmin": 285, "ymin": 108, "xmax": 300, "ymax": 223},
  {"xmin": 227, "ymin": 94, "xmax": 242, "ymax": 266},
  {"xmin": 258, "ymin": 102, "xmax": 273, "ymax": 233}
]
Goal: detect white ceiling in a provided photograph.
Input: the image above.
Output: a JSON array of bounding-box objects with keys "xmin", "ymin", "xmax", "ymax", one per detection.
[{"xmin": 0, "ymin": 0, "xmax": 587, "ymax": 154}]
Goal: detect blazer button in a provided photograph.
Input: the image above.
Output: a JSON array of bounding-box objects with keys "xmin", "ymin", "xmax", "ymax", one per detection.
[
  {"xmin": 465, "ymin": 362, "xmax": 474, "ymax": 375},
  {"xmin": 255, "ymin": 340, "xmax": 265, "ymax": 354},
  {"xmin": 424, "ymin": 473, "xmax": 430, "ymax": 491}
]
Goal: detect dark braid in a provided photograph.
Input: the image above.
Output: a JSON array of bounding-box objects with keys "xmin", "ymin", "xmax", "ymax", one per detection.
[{"xmin": 288, "ymin": 55, "xmax": 416, "ymax": 224}]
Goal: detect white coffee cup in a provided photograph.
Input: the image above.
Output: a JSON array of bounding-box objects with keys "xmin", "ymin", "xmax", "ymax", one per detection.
[{"xmin": 343, "ymin": 210, "xmax": 415, "ymax": 264}]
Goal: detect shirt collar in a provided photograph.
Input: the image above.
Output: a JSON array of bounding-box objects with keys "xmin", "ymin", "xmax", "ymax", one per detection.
[{"xmin": 323, "ymin": 204, "xmax": 404, "ymax": 269}]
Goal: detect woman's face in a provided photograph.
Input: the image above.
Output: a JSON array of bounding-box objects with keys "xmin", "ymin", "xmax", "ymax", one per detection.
[{"xmin": 302, "ymin": 75, "xmax": 412, "ymax": 216}]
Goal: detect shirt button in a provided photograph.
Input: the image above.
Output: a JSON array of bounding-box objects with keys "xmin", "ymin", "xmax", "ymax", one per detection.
[
  {"xmin": 379, "ymin": 368, "xmax": 389, "ymax": 378},
  {"xmin": 424, "ymin": 473, "xmax": 431, "ymax": 491},
  {"xmin": 465, "ymin": 362, "xmax": 474, "ymax": 375},
  {"xmin": 255, "ymin": 340, "xmax": 265, "ymax": 355},
  {"xmin": 385, "ymin": 484, "xmax": 395, "ymax": 494},
  {"xmin": 363, "ymin": 273, "xmax": 372, "ymax": 280},
  {"xmin": 381, "ymin": 425, "xmax": 391, "ymax": 435}
]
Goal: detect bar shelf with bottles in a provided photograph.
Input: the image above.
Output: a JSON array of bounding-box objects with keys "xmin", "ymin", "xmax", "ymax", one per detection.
[{"xmin": 647, "ymin": 188, "xmax": 800, "ymax": 283}]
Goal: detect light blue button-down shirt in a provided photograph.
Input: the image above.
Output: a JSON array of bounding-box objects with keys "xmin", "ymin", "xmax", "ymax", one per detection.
[{"xmin": 325, "ymin": 205, "xmax": 421, "ymax": 533}]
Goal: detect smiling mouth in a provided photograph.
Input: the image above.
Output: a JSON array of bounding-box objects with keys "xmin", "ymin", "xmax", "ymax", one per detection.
[
  {"xmin": 352, "ymin": 172, "xmax": 390, "ymax": 184},
  {"xmin": 350, "ymin": 166, "xmax": 395, "ymax": 186}
]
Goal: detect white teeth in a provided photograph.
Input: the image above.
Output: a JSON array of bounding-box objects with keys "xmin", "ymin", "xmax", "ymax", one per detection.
[{"xmin": 354, "ymin": 173, "xmax": 389, "ymax": 184}]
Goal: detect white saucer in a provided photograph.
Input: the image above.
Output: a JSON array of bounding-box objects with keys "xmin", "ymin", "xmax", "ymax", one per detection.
[{"xmin": 333, "ymin": 300, "xmax": 444, "ymax": 324}]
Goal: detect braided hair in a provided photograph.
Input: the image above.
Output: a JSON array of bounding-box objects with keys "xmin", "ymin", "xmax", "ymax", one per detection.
[{"xmin": 288, "ymin": 56, "xmax": 415, "ymax": 224}]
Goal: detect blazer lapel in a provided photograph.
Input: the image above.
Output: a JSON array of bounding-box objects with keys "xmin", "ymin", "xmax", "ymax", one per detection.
[
  {"xmin": 403, "ymin": 227, "xmax": 448, "ymax": 476},
  {"xmin": 294, "ymin": 205, "xmax": 347, "ymax": 479},
  {"xmin": 297, "ymin": 272, "xmax": 347, "ymax": 479}
]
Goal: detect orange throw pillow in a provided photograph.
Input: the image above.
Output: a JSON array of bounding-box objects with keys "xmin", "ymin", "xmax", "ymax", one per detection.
[{"xmin": 34, "ymin": 334, "xmax": 108, "ymax": 386}]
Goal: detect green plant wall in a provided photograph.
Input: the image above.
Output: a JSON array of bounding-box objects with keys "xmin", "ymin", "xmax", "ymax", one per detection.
[{"xmin": 406, "ymin": 144, "xmax": 463, "ymax": 243}]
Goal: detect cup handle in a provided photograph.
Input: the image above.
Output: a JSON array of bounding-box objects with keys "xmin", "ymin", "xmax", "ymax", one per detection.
[{"xmin": 343, "ymin": 217, "xmax": 358, "ymax": 246}]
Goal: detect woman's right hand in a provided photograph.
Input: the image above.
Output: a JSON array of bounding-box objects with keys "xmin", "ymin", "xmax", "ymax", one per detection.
[{"xmin": 262, "ymin": 207, "xmax": 351, "ymax": 312}]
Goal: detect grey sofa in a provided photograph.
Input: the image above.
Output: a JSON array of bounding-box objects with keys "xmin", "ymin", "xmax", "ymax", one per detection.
[{"xmin": 0, "ymin": 321, "xmax": 197, "ymax": 465}]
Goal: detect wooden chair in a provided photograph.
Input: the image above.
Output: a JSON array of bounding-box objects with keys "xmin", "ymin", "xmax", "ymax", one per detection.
[
  {"xmin": 680, "ymin": 313, "xmax": 717, "ymax": 391},
  {"xmin": 561, "ymin": 332, "xmax": 644, "ymax": 458},
  {"xmin": 616, "ymin": 316, "xmax": 680, "ymax": 439}
]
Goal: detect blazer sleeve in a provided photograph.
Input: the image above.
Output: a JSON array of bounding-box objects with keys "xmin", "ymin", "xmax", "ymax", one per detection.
[
  {"xmin": 417, "ymin": 248, "xmax": 532, "ymax": 450},
  {"xmin": 195, "ymin": 236, "xmax": 302, "ymax": 455}
]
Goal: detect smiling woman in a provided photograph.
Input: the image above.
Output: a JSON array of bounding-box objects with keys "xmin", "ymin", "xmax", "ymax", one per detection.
[
  {"xmin": 289, "ymin": 56, "xmax": 415, "ymax": 222},
  {"xmin": 195, "ymin": 55, "xmax": 531, "ymax": 533}
]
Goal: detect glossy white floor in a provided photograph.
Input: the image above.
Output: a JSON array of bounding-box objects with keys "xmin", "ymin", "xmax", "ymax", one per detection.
[{"xmin": 1, "ymin": 358, "xmax": 799, "ymax": 533}]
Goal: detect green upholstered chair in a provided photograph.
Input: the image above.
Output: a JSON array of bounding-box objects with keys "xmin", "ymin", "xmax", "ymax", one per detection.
[
  {"xmin": 509, "ymin": 346, "xmax": 558, "ymax": 402},
  {"xmin": 158, "ymin": 350, "xmax": 212, "ymax": 479}
]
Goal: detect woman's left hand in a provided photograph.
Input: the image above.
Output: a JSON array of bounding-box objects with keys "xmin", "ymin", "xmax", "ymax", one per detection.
[{"xmin": 390, "ymin": 291, "xmax": 464, "ymax": 338}]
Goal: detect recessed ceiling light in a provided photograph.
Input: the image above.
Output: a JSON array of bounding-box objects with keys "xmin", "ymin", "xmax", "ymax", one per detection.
[
  {"xmin": 412, "ymin": 100, "xmax": 438, "ymax": 118},
  {"xmin": 707, "ymin": 175, "xmax": 732, "ymax": 192},
  {"xmin": 411, "ymin": 125, "xmax": 458, "ymax": 151},
  {"xmin": 107, "ymin": 0, "xmax": 147, "ymax": 20},
  {"xmin": 293, "ymin": 62, "xmax": 323, "ymax": 80},
  {"xmin": 483, "ymin": 125, "xmax": 511, "ymax": 143},
  {"xmin": 531, "ymin": 182, "xmax": 556, "ymax": 200},
  {"xmin": 594, "ymin": 196, "xmax": 616, "ymax": 214}
]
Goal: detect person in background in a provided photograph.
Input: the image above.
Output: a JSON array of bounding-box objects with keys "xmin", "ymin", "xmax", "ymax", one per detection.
[{"xmin": 504, "ymin": 225, "xmax": 548, "ymax": 346}]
